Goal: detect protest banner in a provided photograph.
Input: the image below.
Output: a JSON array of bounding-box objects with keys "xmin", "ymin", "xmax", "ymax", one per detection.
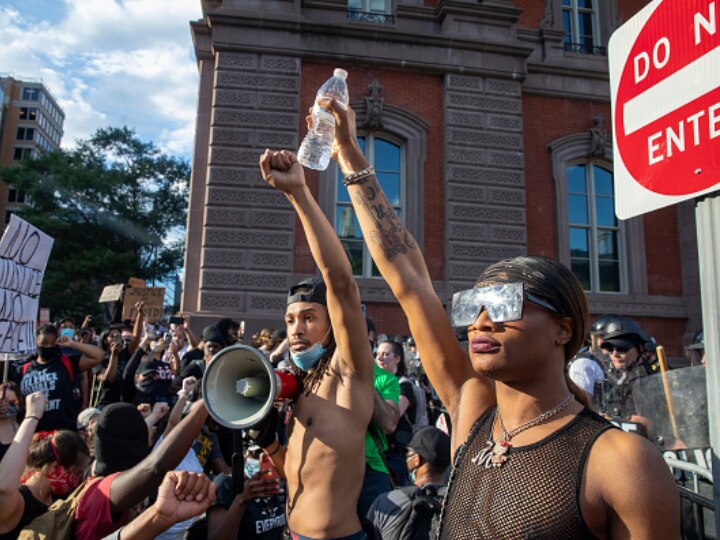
[
  {"xmin": 122, "ymin": 286, "xmax": 165, "ymax": 322},
  {"xmin": 0, "ymin": 215, "xmax": 54, "ymax": 354}
]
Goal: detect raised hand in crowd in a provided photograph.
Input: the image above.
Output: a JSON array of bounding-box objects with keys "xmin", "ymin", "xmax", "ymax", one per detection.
[
  {"xmin": 104, "ymin": 470, "xmax": 216, "ymax": 540},
  {"xmin": 0, "ymin": 392, "xmax": 48, "ymax": 535},
  {"xmin": 127, "ymin": 301, "xmax": 145, "ymax": 355},
  {"xmin": 178, "ymin": 376, "xmax": 198, "ymax": 401},
  {"xmin": 145, "ymin": 402, "xmax": 170, "ymax": 427},
  {"xmin": 81, "ymin": 314, "xmax": 93, "ymax": 329},
  {"xmin": 178, "ymin": 312, "xmax": 199, "ymax": 349},
  {"xmin": 137, "ymin": 403, "xmax": 152, "ymax": 419},
  {"xmin": 56, "ymin": 333, "xmax": 105, "ymax": 371}
]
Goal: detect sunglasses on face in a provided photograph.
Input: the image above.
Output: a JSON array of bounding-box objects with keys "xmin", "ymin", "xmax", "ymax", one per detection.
[
  {"xmin": 602, "ymin": 344, "xmax": 631, "ymax": 354},
  {"xmin": 450, "ymin": 282, "xmax": 559, "ymax": 327}
]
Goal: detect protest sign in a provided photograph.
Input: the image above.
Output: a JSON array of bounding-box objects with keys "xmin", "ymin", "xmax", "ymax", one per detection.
[
  {"xmin": 0, "ymin": 215, "xmax": 54, "ymax": 354},
  {"xmin": 99, "ymin": 284, "xmax": 125, "ymax": 303},
  {"xmin": 128, "ymin": 277, "xmax": 146, "ymax": 288},
  {"xmin": 122, "ymin": 286, "xmax": 165, "ymax": 322}
]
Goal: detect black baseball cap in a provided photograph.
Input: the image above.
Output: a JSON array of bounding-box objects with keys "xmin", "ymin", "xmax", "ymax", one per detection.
[
  {"xmin": 408, "ymin": 426, "xmax": 451, "ymax": 470},
  {"xmin": 287, "ymin": 277, "xmax": 327, "ymax": 307}
]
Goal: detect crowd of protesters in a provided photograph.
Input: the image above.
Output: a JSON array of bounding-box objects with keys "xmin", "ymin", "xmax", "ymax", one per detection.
[{"xmin": 0, "ymin": 96, "xmax": 703, "ymax": 539}]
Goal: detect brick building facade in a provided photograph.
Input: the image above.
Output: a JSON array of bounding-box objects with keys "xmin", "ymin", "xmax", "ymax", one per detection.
[
  {"xmin": 182, "ymin": 0, "xmax": 700, "ymax": 359},
  {"xmin": 0, "ymin": 77, "xmax": 65, "ymax": 227}
]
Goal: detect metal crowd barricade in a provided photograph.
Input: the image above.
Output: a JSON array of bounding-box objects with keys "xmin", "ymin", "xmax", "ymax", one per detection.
[{"xmin": 665, "ymin": 457, "xmax": 715, "ymax": 540}]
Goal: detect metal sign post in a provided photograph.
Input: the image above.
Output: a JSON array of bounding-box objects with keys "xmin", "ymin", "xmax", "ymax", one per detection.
[{"xmin": 695, "ymin": 193, "xmax": 720, "ymax": 537}]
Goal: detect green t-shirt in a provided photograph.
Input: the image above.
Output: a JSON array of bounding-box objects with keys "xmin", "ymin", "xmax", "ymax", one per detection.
[{"xmin": 365, "ymin": 363, "xmax": 400, "ymax": 474}]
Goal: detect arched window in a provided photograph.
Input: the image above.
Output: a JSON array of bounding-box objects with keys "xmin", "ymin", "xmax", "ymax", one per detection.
[
  {"xmin": 336, "ymin": 134, "xmax": 404, "ymax": 277},
  {"xmin": 549, "ymin": 129, "xmax": 647, "ymax": 300},
  {"xmin": 567, "ymin": 161, "xmax": 624, "ymax": 292},
  {"xmin": 317, "ymin": 98, "xmax": 427, "ymax": 294}
]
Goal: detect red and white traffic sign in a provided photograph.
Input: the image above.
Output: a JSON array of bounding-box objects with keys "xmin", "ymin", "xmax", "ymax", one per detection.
[{"xmin": 609, "ymin": 0, "xmax": 720, "ymax": 219}]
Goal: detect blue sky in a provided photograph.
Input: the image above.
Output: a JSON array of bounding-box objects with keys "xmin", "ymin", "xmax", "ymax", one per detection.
[{"xmin": 1, "ymin": 0, "xmax": 204, "ymax": 161}]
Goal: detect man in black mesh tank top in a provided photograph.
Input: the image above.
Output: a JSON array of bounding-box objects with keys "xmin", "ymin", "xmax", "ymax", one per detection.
[{"xmin": 318, "ymin": 98, "xmax": 680, "ymax": 539}]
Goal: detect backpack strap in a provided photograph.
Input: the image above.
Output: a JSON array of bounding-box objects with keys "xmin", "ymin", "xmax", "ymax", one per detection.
[
  {"xmin": 20, "ymin": 357, "xmax": 74, "ymax": 384},
  {"xmin": 59, "ymin": 354, "xmax": 74, "ymax": 384}
]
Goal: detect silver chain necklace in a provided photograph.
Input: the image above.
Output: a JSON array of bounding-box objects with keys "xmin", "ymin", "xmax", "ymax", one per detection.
[{"xmin": 471, "ymin": 394, "xmax": 575, "ymax": 469}]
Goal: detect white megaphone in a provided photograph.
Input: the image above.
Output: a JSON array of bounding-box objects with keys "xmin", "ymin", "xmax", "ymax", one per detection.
[{"xmin": 202, "ymin": 344, "xmax": 300, "ymax": 429}]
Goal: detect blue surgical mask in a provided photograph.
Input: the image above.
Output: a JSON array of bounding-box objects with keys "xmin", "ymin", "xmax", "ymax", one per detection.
[
  {"xmin": 245, "ymin": 457, "xmax": 260, "ymax": 478},
  {"xmin": 2, "ymin": 404, "xmax": 18, "ymax": 419},
  {"xmin": 290, "ymin": 329, "xmax": 331, "ymax": 372}
]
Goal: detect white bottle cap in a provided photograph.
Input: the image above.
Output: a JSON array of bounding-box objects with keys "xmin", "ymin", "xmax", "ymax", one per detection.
[{"xmin": 333, "ymin": 68, "xmax": 348, "ymax": 79}]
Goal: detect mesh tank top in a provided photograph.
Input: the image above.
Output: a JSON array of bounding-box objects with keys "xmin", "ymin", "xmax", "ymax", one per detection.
[{"xmin": 439, "ymin": 407, "xmax": 613, "ymax": 539}]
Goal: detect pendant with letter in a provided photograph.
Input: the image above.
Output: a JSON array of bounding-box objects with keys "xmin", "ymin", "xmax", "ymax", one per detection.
[{"xmin": 490, "ymin": 439, "xmax": 509, "ymax": 468}]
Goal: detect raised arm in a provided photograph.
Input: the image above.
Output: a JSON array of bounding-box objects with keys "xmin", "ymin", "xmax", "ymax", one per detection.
[
  {"xmin": 326, "ymin": 100, "xmax": 494, "ymax": 429},
  {"xmin": 128, "ymin": 302, "xmax": 145, "ymax": 355},
  {"xmin": 259, "ymin": 149, "xmax": 373, "ymax": 383},
  {"xmin": 109, "ymin": 399, "xmax": 208, "ymax": 513},
  {"xmin": 98, "ymin": 341, "xmax": 121, "ymax": 384},
  {"xmin": 180, "ymin": 314, "xmax": 199, "ymax": 349},
  {"xmin": 58, "ymin": 337, "xmax": 105, "ymax": 372},
  {"xmin": 0, "ymin": 392, "xmax": 47, "ymax": 534}
]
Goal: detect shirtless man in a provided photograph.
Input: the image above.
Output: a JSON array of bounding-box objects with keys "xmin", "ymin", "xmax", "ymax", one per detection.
[{"xmin": 254, "ymin": 149, "xmax": 374, "ymax": 540}]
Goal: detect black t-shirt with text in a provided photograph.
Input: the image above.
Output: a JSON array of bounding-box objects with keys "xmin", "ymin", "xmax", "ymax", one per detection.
[
  {"xmin": 213, "ymin": 473, "xmax": 286, "ymax": 540},
  {"xmin": 18, "ymin": 353, "xmax": 82, "ymax": 432}
]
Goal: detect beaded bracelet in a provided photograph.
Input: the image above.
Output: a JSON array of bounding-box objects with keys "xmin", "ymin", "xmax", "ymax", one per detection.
[{"xmin": 343, "ymin": 166, "xmax": 375, "ymax": 187}]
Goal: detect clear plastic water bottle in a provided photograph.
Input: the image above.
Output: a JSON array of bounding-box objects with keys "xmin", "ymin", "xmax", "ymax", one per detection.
[{"xmin": 297, "ymin": 68, "xmax": 349, "ymax": 171}]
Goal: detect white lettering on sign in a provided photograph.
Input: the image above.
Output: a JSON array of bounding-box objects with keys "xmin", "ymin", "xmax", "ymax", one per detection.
[
  {"xmin": 633, "ymin": 37, "xmax": 671, "ymax": 83},
  {"xmin": 695, "ymin": 1, "xmax": 717, "ymax": 45},
  {"xmin": 647, "ymin": 99, "xmax": 720, "ymax": 164},
  {"xmin": 625, "ymin": 46, "xmax": 720, "ymax": 136},
  {"xmin": 0, "ymin": 216, "xmax": 53, "ymax": 354}
]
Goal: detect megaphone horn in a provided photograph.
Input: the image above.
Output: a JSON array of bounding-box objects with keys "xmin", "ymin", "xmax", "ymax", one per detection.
[{"xmin": 202, "ymin": 344, "xmax": 299, "ymax": 429}]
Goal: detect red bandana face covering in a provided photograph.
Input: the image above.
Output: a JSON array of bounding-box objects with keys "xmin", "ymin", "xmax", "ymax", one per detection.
[
  {"xmin": 45, "ymin": 464, "xmax": 81, "ymax": 495},
  {"xmin": 21, "ymin": 431, "xmax": 83, "ymax": 495}
]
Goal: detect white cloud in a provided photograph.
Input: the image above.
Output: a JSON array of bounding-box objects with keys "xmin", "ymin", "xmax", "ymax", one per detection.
[{"xmin": 0, "ymin": 0, "xmax": 203, "ymax": 159}]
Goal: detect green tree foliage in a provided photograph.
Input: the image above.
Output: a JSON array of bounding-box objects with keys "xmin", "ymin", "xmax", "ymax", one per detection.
[{"xmin": 0, "ymin": 127, "xmax": 189, "ymax": 322}]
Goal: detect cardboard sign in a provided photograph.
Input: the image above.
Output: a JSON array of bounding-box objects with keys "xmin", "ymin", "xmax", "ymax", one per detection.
[
  {"xmin": 99, "ymin": 284, "xmax": 125, "ymax": 303},
  {"xmin": 128, "ymin": 277, "xmax": 146, "ymax": 288},
  {"xmin": 122, "ymin": 286, "xmax": 165, "ymax": 322},
  {"xmin": 609, "ymin": 0, "xmax": 720, "ymax": 218},
  {"xmin": 0, "ymin": 215, "xmax": 54, "ymax": 354}
]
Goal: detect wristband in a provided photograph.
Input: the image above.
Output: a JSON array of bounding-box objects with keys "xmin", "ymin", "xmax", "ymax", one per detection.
[
  {"xmin": 25, "ymin": 416, "xmax": 41, "ymax": 422},
  {"xmin": 343, "ymin": 166, "xmax": 375, "ymax": 187},
  {"xmin": 266, "ymin": 440, "xmax": 281, "ymax": 457}
]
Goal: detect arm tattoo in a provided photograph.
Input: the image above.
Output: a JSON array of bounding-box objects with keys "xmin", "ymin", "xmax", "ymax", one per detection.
[{"xmin": 351, "ymin": 178, "xmax": 417, "ymax": 260}]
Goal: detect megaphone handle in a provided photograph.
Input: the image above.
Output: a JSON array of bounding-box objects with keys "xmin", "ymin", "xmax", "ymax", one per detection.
[
  {"xmin": 232, "ymin": 430, "xmax": 245, "ymax": 495},
  {"xmin": 232, "ymin": 453, "xmax": 245, "ymax": 494}
]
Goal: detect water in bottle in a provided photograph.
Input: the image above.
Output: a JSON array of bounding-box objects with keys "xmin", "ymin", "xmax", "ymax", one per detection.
[{"xmin": 297, "ymin": 68, "xmax": 349, "ymax": 170}]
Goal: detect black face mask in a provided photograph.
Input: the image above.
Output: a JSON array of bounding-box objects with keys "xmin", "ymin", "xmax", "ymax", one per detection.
[
  {"xmin": 135, "ymin": 378, "xmax": 156, "ymax": 394},
  {"xmin": 37, "ymin": 346, "xmax": 59, "ymax": 361}
]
